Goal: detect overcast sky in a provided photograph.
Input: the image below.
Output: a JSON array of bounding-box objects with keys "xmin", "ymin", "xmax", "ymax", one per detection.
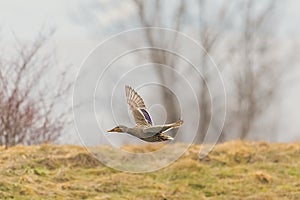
[
  {"xmin": 0, "ymin": 0, "xmax": 299, "ymax": 143},
  {"xmin": 0, "ymin": 0, "xmax": 299, "ymax": 62},
  {"xmin": 0, "ymin": 0, "xmax": 299, "ymax": 65}
]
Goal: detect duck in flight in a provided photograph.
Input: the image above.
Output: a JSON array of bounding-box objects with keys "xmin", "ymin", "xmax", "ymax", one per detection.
[{"xmin": 107, "ymin": 85, "xmax": 183, "ymax": 142}]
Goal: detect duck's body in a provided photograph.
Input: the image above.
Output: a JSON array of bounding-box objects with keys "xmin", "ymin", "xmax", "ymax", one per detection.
[{"xmin": 107, "ymin": 85, "xmax": 183, "ymax": 142}]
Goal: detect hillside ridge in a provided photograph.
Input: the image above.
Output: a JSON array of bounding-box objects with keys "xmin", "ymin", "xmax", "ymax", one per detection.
[{"xmin": 1, "ymin": 141, "xmax": 300, "ymax": 199}]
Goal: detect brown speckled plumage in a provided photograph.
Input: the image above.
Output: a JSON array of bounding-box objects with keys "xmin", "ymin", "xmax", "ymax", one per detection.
[{"xmin": 107, "ymin": 85, "xmax": 183, "ymax": 142}]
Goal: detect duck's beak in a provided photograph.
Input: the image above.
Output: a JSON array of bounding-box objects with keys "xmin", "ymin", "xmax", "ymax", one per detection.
[{"xmin": 107, "ymin": 127, "xmax": 120, "ymax": 132}]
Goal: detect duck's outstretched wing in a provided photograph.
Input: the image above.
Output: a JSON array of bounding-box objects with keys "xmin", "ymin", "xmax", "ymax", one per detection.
[{"xmin": 125, "ymin": 85, "xmax": 153, "ymax": 126}]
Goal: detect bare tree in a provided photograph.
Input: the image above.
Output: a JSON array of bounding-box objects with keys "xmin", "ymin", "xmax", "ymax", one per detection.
[
  {"xmin": 194, "ymin": 0, "xmax": 235, "ymax": 143},
  {"xmin": 0, "ymin": 29, "xmax": 72, "ymax": 148},
  {"xmin": 228, "ymin": 0, "xmax": 290, "ymax": 140},
  {"xmin": 73, "ymin": 0, "xmax": 233, "ymax": 143},
  {"xmin": 132, "ymin": 0, "xmax": 186, "ymax": 133},
  {"xmin": 73, "ymin": 0, "xmax": 294, "ymax": 143}
]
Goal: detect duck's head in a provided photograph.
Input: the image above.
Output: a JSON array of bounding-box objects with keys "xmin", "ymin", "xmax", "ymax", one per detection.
[{"xmin": 107, "ymin": 125, "xmax": 127, "ymax": 133}]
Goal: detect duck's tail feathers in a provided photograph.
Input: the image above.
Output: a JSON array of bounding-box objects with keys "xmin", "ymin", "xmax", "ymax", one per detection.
[
  {"xmin": 161, "ymin": 134, "xmax": 174, "ymax": 141},
  {"xmin": 171, "ymin": 119, "xmax": 183, "ymax": 128}
]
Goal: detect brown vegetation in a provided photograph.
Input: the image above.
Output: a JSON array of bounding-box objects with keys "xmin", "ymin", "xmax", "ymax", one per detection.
[
  {"xmin": 0, "ymin": 29, "xmax": 71, "ymax": 148},
  {"xmin": 0, "ymin": 141, "xmax": 300, "ymax": 199}
]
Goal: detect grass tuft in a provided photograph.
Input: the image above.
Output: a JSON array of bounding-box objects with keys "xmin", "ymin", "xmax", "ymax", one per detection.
[{"xmin": 0, "ymin": 141, "xmax": 300, "ymax": 199}]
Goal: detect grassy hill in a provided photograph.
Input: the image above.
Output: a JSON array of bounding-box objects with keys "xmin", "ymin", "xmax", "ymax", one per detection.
[{"xmin": 0, "ymin": 141, "xmax": 300, "ymax": 199}]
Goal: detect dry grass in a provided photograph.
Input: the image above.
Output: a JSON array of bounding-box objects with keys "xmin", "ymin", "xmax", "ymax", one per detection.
[{"xmin": 1, "ymin": 141, "xmax": 300, "ymax": 199}]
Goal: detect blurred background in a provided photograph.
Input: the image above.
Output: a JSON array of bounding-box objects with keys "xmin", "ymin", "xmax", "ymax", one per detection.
[{"xmin": 0, "ymin": 0, "xmax": 299, "ymax": 148}]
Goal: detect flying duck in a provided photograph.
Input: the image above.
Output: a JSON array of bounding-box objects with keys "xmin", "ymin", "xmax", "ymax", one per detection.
[{"xmin": 107, "ymin": 85, "xmax": 183, "ymax": 142}]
